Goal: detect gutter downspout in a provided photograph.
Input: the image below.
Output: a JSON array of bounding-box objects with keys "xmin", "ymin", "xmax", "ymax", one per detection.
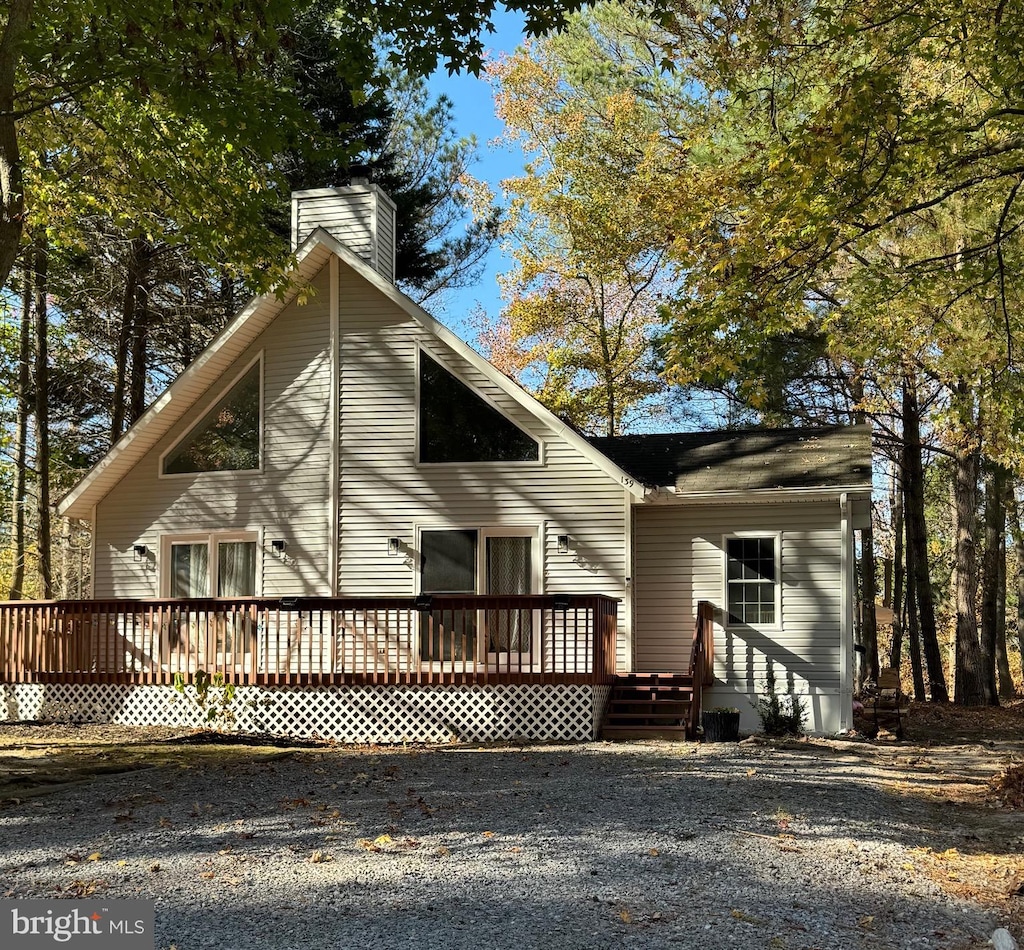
[{"xmin": 839, "ymin": 492, "xmax": 854, "ymax": 731}]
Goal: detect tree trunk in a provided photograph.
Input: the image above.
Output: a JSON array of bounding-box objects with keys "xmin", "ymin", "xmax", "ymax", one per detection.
[
  {"xmin": 111, "ymin": 239, "xmax": 142, "ymax": 442},
  {"xmin": 220, "ymin": 267, "xmax": 235, "ymax": 325},
  {"xmin": 0, "ymin": 0, "xmax": 34, "ymax": 291},
  {"xmin": 128, "ymin": 241, "xmax": 153, "ymax": 425},
  {"xmin": 890, "ymin": 464, "xmax": 905, "ymax": 670},
  {"xmin": 951, "ymin": 411, "xmax": 987, "ymax": 706},
  {"xmin": 858, "ymin": 520, "xmax": 880, "ymax": 685},
  {"xmin": 8, "ymin": 262, "xmax": 31, "ymax": 599},
  {"xmin": 848, "ymin": 372, "xmax": 879, "ymax": 686},
  {"xmin": 33, "ymin": 238, "xmax": 51, "ymax": 598},
  {"xmin": 995, "ymin": 516, "xmax": 1013, "ymax": 699},
  {"xmin": 980, "ymin": 463, "xmax": 1005, "ymax": 703},
  {"xmin": 1006, "ymin": 486, "xmax": 1024, "ymax": 692},
  {"xmin": 905, "ymin": 534, "xmax": 927, "ymax": 701},
  {"xmin": 902, "ymin": 375, "xmax": 948, "ymax": 701}
]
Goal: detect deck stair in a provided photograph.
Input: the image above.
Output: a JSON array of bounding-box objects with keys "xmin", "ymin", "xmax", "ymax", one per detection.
[{"xmin": 601, "ymin": 673, "xmax": 695, "ymax": 740}]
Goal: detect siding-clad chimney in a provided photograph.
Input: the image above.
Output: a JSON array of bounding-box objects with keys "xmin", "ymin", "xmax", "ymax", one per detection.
[{"xmin": 290, "ymin": 183, "xmax": 397, "ymax": 283}]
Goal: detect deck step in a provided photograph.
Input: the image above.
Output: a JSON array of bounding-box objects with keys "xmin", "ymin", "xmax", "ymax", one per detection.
[
  {"xmin": 601, "ymin": 672, "xmax": 696, "ymax": 741},
  {"xmin": 601, "ymin": 724, "xmax": 689, "ymax": 740}
]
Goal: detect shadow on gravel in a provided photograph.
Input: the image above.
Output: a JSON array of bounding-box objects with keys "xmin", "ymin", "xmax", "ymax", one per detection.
[{"xmin": 0, "ymin": 743, "xmax": 1013, "ymax": 949}]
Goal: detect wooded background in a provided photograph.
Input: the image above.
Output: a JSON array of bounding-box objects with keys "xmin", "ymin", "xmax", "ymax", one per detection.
[{"xmin": 2, "ymin": 0, "xmax": 1021, "ymax": 707}]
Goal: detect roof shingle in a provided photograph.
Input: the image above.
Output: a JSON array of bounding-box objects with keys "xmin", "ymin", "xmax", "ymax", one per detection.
[{"xmin": 588, "ymin": 425, "xmax": 872, "ymax": 493}]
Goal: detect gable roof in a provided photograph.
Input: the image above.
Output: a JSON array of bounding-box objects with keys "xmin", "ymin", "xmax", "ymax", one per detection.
[
  {"xmin": 59, "ymin": 229, "xmax": 645, "ymax": 521},
  {"xmin": 588, "ymin": 425, "xmax": 872, "ymax": 495}
]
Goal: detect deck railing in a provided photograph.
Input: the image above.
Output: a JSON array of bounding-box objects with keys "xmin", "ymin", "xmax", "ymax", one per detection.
[
  {"xmin": 0, "ymin": 594, "xmax": 619, "ymax": 687},
  {"xmin": 686, "ymin": 600, "xmax": 716, "ymax": 739}
]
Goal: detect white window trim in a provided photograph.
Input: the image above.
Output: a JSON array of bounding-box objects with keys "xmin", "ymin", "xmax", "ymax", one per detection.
[
  {"xmin": 413, "ymin": 524, "xmax": 544, "ymax": 669},
  {"xmin": 159, "ymin": 351, "xmax": 265, "ymax": 479},
  {"xmin": 722, "ymin": 530, "xmax": 782, "ymax": 630},
  {"xmin": 160, "ymin": 529, "xmax": 263, "ymax": 598},
  {"xmin": 414, "ymin": 345, "xmax": 545, "ymax": 467}
]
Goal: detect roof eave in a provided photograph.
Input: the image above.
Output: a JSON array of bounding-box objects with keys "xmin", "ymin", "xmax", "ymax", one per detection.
[{"xmin": 60, "ymin": 227, "xmax": 646, "ymax": 524}]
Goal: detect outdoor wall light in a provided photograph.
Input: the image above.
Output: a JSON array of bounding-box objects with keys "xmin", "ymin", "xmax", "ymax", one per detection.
[
  {"xmin": 133, "ymin": 544, "xmax": 148, "ymax": 561},
  {"xmin": 387, "ymin": 537, "xmax": 402, "ymax": 556},
  {"xmin": 271, "ymin": 539, "xmax": 287, "ymax": 556},
  {"xmin": 556, "ymin": 534, "xmax": 571, "ymax": 554}
]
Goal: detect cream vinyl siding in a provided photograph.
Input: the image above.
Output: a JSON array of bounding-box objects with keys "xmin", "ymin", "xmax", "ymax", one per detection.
[
  {"xmin": 93, "ymin": 266, "xmax": 334, "ymax": 597},
  {"xmin": 633, "ymin": 501, "xmax": 843, "ymax": 708},
  {"xmin": 292, "ymin": 187, "xmax": 396, "ymax": 282},
  {"xmin": 335, "ymin": 267, "xmax": 629, "ymax": 667}
]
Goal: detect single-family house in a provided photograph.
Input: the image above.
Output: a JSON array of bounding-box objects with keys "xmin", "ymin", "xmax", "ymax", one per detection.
[{"xmin": 1, "ymin": 185, "xmax": 872, "ymax": 742}]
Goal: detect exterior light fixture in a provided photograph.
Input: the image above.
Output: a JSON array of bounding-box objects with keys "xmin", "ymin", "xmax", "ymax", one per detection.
[
  {"xmin": 133, "ymin": 544, "xmax": 148, "ymax": 561},
  {"xmin": 387, "ymin": 537, "xmax": 402, "ymax": 556},
  {"xmin": 271, "ymin": 539, "xmax": 287, "ymax": 556},
  {"xmin": 556, "ymin": 534, "xmax": 570, "ymax": 554}
]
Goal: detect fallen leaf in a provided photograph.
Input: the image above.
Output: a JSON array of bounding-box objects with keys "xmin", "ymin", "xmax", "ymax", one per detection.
[
  {"xmin": 619, "ymin": 909, "xmax": 632, "ymax": 924},
  {"xmin": 858, "ymin": 916, "xmax": 874, "ymax": 930},
  {"xmin": 86, "ymin": 853, "xmax": 101, "ymax": 862},
  {"xmin": 648, "ymin": 848, "xmax": 660, "ymax": 857},
  {"xmin": 199, "ymin": 871, "xmax": 216, "ymax": 880},
  {"xmin": 482, "ymin": 831, "xmax": 495, "ymax": 839}
]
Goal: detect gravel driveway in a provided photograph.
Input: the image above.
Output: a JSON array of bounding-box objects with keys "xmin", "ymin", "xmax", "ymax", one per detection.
[{"xmin": 0, "ymin": 737, "xmax": 1015, "ymax": 950}]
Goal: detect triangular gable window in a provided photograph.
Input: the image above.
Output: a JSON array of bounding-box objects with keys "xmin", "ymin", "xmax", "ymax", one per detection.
[
  {"xmin": 419, "ymin": 353, "xmax": 539, "ymax": 463},
  {"xmin": 163, "ymin": 362, "xmax": 261, "ymax": 474}
]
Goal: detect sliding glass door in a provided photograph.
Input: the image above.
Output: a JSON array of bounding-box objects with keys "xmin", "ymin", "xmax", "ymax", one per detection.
[{"xmin": 418, "ymin": 528, "xmax": 537, "ymax": 666}]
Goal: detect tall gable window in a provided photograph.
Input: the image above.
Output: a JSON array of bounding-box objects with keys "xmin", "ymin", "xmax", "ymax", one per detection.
[
  {"xmin": 163, "ymin": 362, "xmax": 261, "ymax": 475},
  {"xmin": 419, "ymin": 352, "xmax": 539, "ymax": 463}
]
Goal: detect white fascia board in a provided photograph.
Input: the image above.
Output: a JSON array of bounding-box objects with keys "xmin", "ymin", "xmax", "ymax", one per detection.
[
  {"xmin": 58, "ymin": 240, "xmax": 330, "ymax": 521},
  {"xmin": 642, "ymin": 485, "xmax": 873, "ymax": 505},
  {"xmin": 313, "ymin": 229, "xmax": 647, "ymax": 499}
]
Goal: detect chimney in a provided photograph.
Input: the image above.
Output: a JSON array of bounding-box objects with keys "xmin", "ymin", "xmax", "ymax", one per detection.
[{"xmin": 290, "ymin": 183, "xmax": 397, "ymax": 283}]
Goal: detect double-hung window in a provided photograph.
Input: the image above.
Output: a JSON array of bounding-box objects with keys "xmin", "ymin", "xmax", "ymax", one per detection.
[{"xmin": 725, "ymin": 535, "xmax": 779, "ymax": 625}]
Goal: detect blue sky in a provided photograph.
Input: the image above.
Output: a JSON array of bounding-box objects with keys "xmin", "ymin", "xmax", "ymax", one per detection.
[{"xmin": 424, "ymin": 11, "xmax": 529, "ymax": 337}]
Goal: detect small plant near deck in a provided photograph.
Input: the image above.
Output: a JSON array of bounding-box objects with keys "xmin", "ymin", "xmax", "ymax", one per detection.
[
  {"xmin": 172, "ymin": 670, "xmax": 237, "ymax": 729},
  {"xmin": 754, "ymin": 661, "xmax": 807, "ymax": 736}
]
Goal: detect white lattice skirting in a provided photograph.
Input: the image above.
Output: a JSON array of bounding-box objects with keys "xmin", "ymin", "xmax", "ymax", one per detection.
[{"xmin": 1, "ymin": 682, "xmax": 603, "ymax": 743}]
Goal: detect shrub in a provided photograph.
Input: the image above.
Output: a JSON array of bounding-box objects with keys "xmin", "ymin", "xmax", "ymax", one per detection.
[
  {"xmin": 755, "ymin": 660, "xmax": 807, "ymax": 736},
  {"xmin": 172, "ymin": 670, "xmax": 237, "ymax": 729}
]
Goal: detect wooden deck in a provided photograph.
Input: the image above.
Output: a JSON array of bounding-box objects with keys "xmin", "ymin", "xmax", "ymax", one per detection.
[{"xmin": 0, "ymin": 594, "xmax": 619, "ymax": 688}]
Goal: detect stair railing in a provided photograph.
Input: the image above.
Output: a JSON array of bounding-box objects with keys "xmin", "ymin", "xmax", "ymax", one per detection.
[{"xmin": 685, "ymin": 601, "xmax": 716, "ymax": 739}]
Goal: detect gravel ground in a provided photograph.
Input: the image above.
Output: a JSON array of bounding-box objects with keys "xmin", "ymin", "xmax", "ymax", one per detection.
[{"xmin": 0, "ymin": 736, "xmax": 1017, "ymax": 950}]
